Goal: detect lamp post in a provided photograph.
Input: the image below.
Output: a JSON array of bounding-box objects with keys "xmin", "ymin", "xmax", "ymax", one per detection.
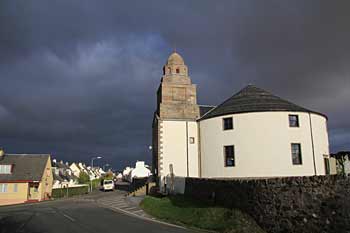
[
  {"xmin": 90, "ymin": 156, "xmax": 102, "ymax": 192},
  {"xmin": 103, "ymin": 163, "xmax": 110, "ymax": 172}
]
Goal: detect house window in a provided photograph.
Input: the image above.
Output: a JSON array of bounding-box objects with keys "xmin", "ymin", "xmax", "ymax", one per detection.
[
  {"xmin": 13, "ymin": 184, "xmax": 18, "ymax": 192},
  {"xmin": 224, "ymin": 145, "xmax": 235, "ymax": 167},
  {"xmin": 289, "ymin": 115, "xmax": 299, "ymax": 127},
  {"xmin": 0, "ymin": 184, "xmax": 8, "ymax": 193},
  {"xmin": 223, "ymin": 117, "xmax": 233, "ymax": 130},
  {"xmin": 0, "ymin": 165, "xmax": 11, "ymax": 174},
  {"xmin": 291, "ymin": 143, "xmax": 302, "ymax": 165},
  {"xmin": 189, "ymin": 137, "xmax": 195, "ymax": 144}
]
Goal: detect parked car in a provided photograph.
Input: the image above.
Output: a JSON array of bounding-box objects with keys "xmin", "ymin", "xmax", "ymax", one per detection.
[{"xmin": 102, "ymin": 179, "xmax": 114, "ymax": 191}]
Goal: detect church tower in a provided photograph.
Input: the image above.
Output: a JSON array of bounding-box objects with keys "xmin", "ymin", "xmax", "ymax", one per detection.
[
  {"xmin": 157, "ymin": 52, "xmax": 200, "ymax": 119},
  {"xmin": 152, "ymin": 51, "xmax": 200, "ymax": 189}
]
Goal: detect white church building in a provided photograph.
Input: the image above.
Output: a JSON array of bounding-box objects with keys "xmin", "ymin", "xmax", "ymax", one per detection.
[{"xmin": 152, "ymin": 51, "xmax": 333, "ymax": 187}]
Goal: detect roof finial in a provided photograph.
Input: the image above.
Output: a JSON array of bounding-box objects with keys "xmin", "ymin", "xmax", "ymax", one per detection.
[{"xmin": 173, "ymin": 42, "xmax": 176, "ymax": 53}]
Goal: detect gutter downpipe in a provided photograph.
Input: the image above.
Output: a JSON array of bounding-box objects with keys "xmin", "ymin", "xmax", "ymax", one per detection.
[
  {"xmin": 309, "ymin": 113, "xmax": 317, "ymax": 176},
  {"xmin": 186, "ymin": 121, "xmax": 189, "ymax": 177}
]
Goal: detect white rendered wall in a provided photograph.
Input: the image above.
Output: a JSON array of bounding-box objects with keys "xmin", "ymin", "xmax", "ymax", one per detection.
[
  {"xmin": 199, "ymin": 112, "xmax": 329, "ymax": 178},
  {"xmin": 159, "ymin": 120, "xmax": 199, "ymax": 179}
]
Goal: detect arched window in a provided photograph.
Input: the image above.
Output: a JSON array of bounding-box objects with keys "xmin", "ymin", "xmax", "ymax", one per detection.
[{"xmin": 176, "ymin": 68, "xmax": 180, "ymax": 74}]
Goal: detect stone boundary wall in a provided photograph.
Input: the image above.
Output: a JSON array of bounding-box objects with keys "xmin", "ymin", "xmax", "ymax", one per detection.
[
  {"xmin": 184, "ymin": 175, "xmax": 350, "ymax": 233},
  {"xmin": 165, "ymin": 176, "xmax": 186, "ymax": 194}
]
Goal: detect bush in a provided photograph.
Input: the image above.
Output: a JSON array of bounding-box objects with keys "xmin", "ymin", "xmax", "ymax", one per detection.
[
  {"xmin": 52, "ymin": 185, "xmax": 89, "ymax": 198},
  {"xmin": 78, "ymin": 171, "xmax": 90, "ymax": 184}
]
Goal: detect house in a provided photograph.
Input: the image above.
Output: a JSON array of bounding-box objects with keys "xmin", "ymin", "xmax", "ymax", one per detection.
[
  {"xmin": 152, "ymin": 51, "xmax": 335, "ymax": 188},
  {"xmin": 122, "ymin": 167, "xmax": 133, "ymax": 181},
  {"xmin": 70, "ymin": 162, "xmax": 82, "ymax": 177},
  {"xmin": 129, "ymin": 161, "xmax": 151, "ymax": 182},
  {"xmin": 331, "ymin": 151, "xmax": 350, "ymax": 174},
  {"xmin": 51, "ymin": 159, "xmax": 78, "ymax": 189},
  {"xmin": 0, "ymin": 149, "xmax": 53, "ymax": 206}
]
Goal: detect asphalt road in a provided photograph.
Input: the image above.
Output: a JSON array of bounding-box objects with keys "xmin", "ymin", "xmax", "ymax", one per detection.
[{"xmin": 0, "ymin": 192, "xmax": 192, "ymax": 233}]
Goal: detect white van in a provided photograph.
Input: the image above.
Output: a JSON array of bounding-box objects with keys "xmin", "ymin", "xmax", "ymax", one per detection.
[{"xmin": 102, "ymin": 180, "xmax": 114, "ymax": 191}]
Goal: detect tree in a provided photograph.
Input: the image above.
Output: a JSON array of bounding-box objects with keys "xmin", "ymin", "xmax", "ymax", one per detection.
[
  {"xmin": 332, "ymin": 151, "xmax": 350, "ymax": 175},
  {"xmin": 78, "ymin": 171, "xmax": 90, "ymax": 184},
  {"xmin": 104, "ymin": 171, "xmax": 114, "ymax": 180}
]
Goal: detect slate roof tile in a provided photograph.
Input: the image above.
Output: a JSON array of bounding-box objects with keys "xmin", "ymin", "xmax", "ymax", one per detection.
[
  {"xmin": 200, "ymin": 85, "xmax": 326, "ymax": 120},
  {"xmin": 0, "ymin": 154, "xmax": 50, "ymax": 182}
]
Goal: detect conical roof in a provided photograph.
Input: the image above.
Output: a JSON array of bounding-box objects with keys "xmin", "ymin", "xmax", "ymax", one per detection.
[{"xmin": 200, "ymin": 85, "xmax": 326, "ymax": 120}]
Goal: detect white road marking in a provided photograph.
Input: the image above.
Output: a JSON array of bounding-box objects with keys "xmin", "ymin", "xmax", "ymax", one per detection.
[
  {"xmin": 131, "ymin": 209, "xmax": 144, "ymax": 213},
  {"xmin": 62, "ymin": 213, "xmax": 75, "ymax": 222},
  {"xmin": 114, "ymin": 204, "xmax": 129, "ymax": 208},
  {"xmin": 123, "ymin": 207, "xmax": 138, "ymax": 211}
]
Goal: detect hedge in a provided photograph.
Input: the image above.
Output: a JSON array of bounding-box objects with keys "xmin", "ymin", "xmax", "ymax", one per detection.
[{"xmin": 52, "ymin": 185, "xmax": 89, "ymax": 198}]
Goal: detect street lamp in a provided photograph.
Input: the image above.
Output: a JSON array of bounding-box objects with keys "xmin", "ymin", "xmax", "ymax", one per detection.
[
  {"xmin": 90, "ymin": 156, "xmax": 102, "ymax": 192},
  {"xmin": 103, "ymin": 163, "xmax": 110, "ymax": 171}
]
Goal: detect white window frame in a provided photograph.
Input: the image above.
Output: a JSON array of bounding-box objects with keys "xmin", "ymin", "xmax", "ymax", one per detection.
[
  {"xmin": 0, "ymin": 183, "xmax": 8, "ymax": 193},
  {"xmin": 0, "ymin": 165, "xmax": 12, "ymax": 174},
  {"xmin": 13, "ymin": 183, "xmax": 18, "ymax": 192}
]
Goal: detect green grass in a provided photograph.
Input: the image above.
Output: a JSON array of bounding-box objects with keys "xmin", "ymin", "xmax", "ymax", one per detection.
[{"xmin": 140, "ymin": 195, "xmax": 265, "ymax": 233}]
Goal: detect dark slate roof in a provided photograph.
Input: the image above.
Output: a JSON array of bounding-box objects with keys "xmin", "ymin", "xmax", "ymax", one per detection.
[
  {"xmin": 0, "ymin": 154, "xmax": 50, "ymax": 182},
  {"xmin": 200, "ymin": 85, "xmax": 327, "ymax": 120},
  {"xmin": 199, "ymin": 105, "xmax": 216, "ymax": 117},
  {"xmin": 53, "ymin": 172, "xmax": 64, "ymax": 182}
]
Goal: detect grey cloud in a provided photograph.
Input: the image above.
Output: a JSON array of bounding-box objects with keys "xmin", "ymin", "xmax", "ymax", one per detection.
[{"xmin": 0, "ymin": 1, "xmax": 349, "ymax": 169}]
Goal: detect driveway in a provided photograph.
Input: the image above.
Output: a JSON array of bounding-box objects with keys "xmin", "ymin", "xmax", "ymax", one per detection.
[{"xmin": 0, "ymin": 191, "xmax": 193, "ymax": 233}]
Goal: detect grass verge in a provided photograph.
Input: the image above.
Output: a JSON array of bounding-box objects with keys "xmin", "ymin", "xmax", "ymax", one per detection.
[{"xmin": 140, "ymin": 195, "xmax": 265, "ymax": 233}]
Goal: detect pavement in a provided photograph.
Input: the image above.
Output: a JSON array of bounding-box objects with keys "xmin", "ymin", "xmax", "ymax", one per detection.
[
  {"xmin": 0, "ymin": 190, "xmax": 194, "ymax": 233},
  {"xmin": 97, "ymin": 191, "xmax": 149, "ymax": 218}
]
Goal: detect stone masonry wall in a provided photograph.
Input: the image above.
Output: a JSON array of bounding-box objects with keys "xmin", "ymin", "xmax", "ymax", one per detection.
[{"xmin": 184, "ymin": 175, "xmax": 350, "ymax": 233}]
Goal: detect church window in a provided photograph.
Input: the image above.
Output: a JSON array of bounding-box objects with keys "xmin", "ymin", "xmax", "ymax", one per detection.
[
  {"xmin": 289, "ymin": 115, "xmax": 299, "ymax": 127},
  {"xmin": 224, "ymin": 145, "xmax": 235, "ymax": 167},
  {"xmin": 176, "ymin": 68, "xmax": 180, "ymax": 74},
  {"xmin": 223, "ymin": 117, "xmax": 233, "ymax": 130},
  {"xmin": 291, "ymin": 143, "xmax": 302, "ymax": 165}
]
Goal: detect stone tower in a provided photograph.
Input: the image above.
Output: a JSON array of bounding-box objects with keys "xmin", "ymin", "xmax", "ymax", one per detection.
[
  {"xmin": 156, "ymin": 52, "xmax": 200, "ymax": 120},
  {"xmin": 152, "ymin": 51, "xmax": 200, "ymax": 186}
]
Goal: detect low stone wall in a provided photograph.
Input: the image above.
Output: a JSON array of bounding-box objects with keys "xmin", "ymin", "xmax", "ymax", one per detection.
[
  {"xmin": 165, "ymin": 176, "xmax": 186, "ymax": 194},
  {"xmin": 184, "ymin": 175, "xmax": 350, "ymax": 233}
]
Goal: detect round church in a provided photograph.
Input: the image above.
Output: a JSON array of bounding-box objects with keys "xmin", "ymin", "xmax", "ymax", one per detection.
[{"xmin": 152, "ymin": 51, "xmax": 333, "ymax": 185}]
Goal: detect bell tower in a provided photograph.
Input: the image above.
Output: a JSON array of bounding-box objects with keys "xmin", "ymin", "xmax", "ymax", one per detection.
[{"xmin": 156, "ymin": 52, "xmax": 200, "ymax": 120}]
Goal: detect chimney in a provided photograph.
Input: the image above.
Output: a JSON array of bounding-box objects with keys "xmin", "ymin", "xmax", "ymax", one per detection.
[{"xmin": 0, "ymin": 148, "xmax": 5, "ymax": 160}]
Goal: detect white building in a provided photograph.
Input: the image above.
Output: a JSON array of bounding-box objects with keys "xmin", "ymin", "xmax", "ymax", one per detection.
[
  {"xmin": 152, "ymin": 51, "xmax": 334, "ymax": 187},
  {"xmin": 69, "ymin": 162, "xmax": 81, "ymax": 177},
  {"xmin": 122, "ymin": 167, "xmax": 133, "ymax": 181},
  {"xmin": 130, "ymin": 161, "xmax": 151, "ymax": 181}
]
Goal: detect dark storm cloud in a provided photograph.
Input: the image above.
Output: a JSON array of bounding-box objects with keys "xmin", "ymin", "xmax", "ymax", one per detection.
[{"xmin": 0, "ymin": 1, "xmax": 349, "ymax": 169}]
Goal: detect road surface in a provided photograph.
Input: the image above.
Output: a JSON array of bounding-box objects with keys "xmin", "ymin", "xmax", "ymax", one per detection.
[{"xmin": 0, "ymin": 191, "xmax": 192, "ymax": 233}]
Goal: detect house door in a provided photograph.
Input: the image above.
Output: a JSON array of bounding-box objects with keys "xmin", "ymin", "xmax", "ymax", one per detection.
[
  {"xmin": 324, "ymin": 158, "xmax": 330, "ymax": 175},
  {"xmin": 28, "ymin": 183, "xmax": 40, "ymax": 200}
]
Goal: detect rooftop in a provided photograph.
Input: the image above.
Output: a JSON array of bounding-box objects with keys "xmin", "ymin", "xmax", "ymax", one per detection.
[
  {"xmin": 200, "ymin": 85, "xmax": 326, "ymax": 120},
  {"xmin": 0, "ymin": 154, "xmax": 50, "ymax": 182}
]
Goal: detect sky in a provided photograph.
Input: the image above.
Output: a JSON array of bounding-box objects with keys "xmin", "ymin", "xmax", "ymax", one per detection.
[{"xmin": 0, "ymin": 1, "xmax": 349, "ymax": 170}]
